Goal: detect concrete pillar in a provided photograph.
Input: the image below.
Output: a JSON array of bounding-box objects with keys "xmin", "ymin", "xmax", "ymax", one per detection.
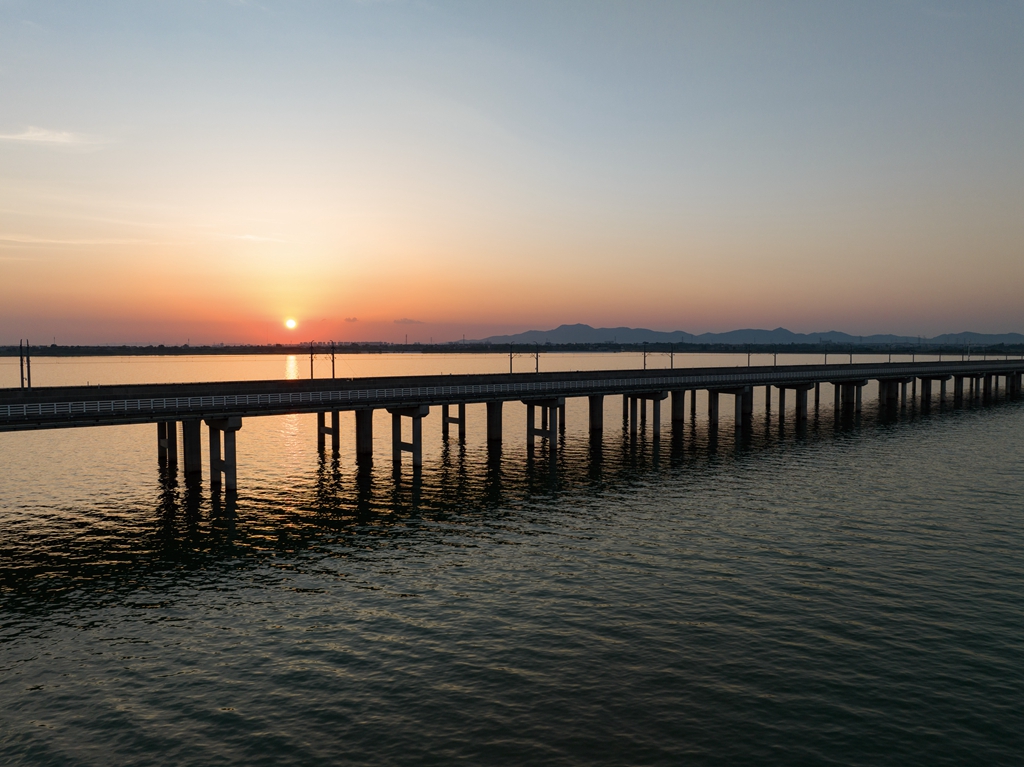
[
  {"xmin": 205, "ymin": 417, "xmax": 241, "ymax": 491},
  {"xmin": 690, "ymin": 389, "xmax": 696, "ymax": 419},
  {"xmin": 209, "ymin": 422, "xmax": 223, "ymax": 487},
  {"xmin": 317, "ymin": 411, "xmax": 326, "ymax": 452},
  {"xmin": 487, "ymin": 401, "xmax": 503, "ymax": 443},
  {"xmin": 921, "ymin": 379, "xmax": 932, "ymax": 410},
  {"xmin": 954, "ymin": 376, "xmax": 963, "ymax": 405},
  {"xmin": 527, "ymin": 403, "xmax": 536, "ymax": 453},
  {"xmin": 158, "ymin": 421, "xmax": 167, "ymax": 462},
  {"xmin": 734, "ymin": 391, "xmax": 744, "ymax": 430},
  {"xmin": 940, "ymin": 378, "xmax": 947, "ymax": 403},
  {"xmin": 459, "ymin": 403, "xmax": 467, "ymax": 441},
  {"xmin": 182, "ymin": 420, "xmax": 202, "ymax": 479},
  {"xmin": 795, "ymin": 388, "xmax": 808, "ymax": 423},
  {"xmin": 814, "ymin": 382, "xmax": 820, "ymax": 411},
  {"xmin": 912, "ymin": 377, "xmax": 917, "ymax": 404},
  {"xmin": 389, "ymin": 405, "xmax": 428, "ymax": 473},
  {"xmin": 834, "ymin": 383, "xmax": 841, "ymax": 412},
  {"xmin": 630, "ymin": 396, "xmax": 638, "ymax": 439},
  {"xmin": 983, "ymin": 375, "xmax": 992, "ymax": 402},
  {"xmin": 708, "ymin": 391, "xmax": 719, "ymax": 430},
  {"xmin": 331, "ymin": 410, "xmax": 340, "ymax": 452},
  {"xmin": 317, "ymin": 411, "xmax": 339, "ymax": 453},
  {"xmin": 652, "ymin": 397, "xmax": 661, "ymax": 439},
  {"xmin": 639, "ymin": 397, "xmax": 647, "ymax": 427},
  {"xmin": 855, "ymin": 384, "xmax": 863, "ymax": 413},
  {"xmin": 901, "ymin": 381, "xmax": 908, "ymax": 408},
  {"xmin": 765, "ymin": 385, "xmax": 771, "ymax": 413},
  {"xmin": 558, "ymin": 402, "xmax": 566, "ymax": 434},
  {"xmin": 589, "ymin": 395, "xmax": 604, "ymax": 434},
  {"xmin": 742, "ymin": 387, "xmax": 753, "ymax": 420},
  {"xmin": 671, "ymin": 391, "xmax": 686, "ymax": 422},
  {"xmin": 355, "ymin": 409, "xmax": 374, "ymax": 466},
  {"xmin": 622, "ymin": 394, "xmax": 629, "ymax": 422},
  {"xmin": 223, "ymin": 428, "xmax": 238, "ymax": 491},
  {"xmin": 778, "ymin": 387, "xmax": 787, "ymax": 419},
  {"xmin": 878, "ymin": 381, "xmax": 888, "ymax": 408},
  {"xmin": 442, "ymin": 403, "xmax": 466, "ymax": 442}
]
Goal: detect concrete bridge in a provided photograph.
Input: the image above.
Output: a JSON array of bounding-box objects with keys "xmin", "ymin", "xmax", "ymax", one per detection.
[{"xmin": 2, "ymin": 360, "xmax": 1021, "ymax": 491}]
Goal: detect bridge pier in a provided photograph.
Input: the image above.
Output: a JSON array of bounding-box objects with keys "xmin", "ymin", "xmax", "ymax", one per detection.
[
  {"xmin": 983, "ymin": 375, "xmax": 993, "ymax": 403},
  {"xmin": 525, "ymin": 398, "xmax": 561, "ymax": 458},
  {"xmin": 317, "ymin": 411, "xmax": 340, "ymax": 453},
  {"xmin": 708, "ymin": 390, "xmax": 720, "ymax": 430},
  {"xmin": 778, "ymin": 387, "xmax": 786, "ymax": 420},
  {"xmin": 940, "ymin": 378, "xmax": 947, "ymax": 404},
  {"xmin": 921, "ymin": 379, "xmax": 932, "ymax": 411},
  {"xmin": 630, "ymin": 396, "xmax": 639, "ymax": 439},
  {"xmin": 795, "ymin": 387, "xmax": 809, "ymax": 423},
  {"xmin": 731, "ymin": 387, "xmax": 753, "ymax": 429},
  {"xmin": 953, "ymin": 376, "xmax": 964, "ymax": 405},
  {"xmin": 157, "ymin": 421, "xmax": 178, "ymax": 466},
  {"xmin": 389, "ymin": 405, "xmax": 429, "ymax": 473},
  {"xmin": 487, "ymin": 401, "xmax": 503, "ymax": 444},
  {"xmin": 355, "ymin": 409, "xmax": 374, "ymax": 466},
  {"xmin": 814, "ymin": 382, "xmax": 820, "ymax": 412},
  {"xmin": 442, "ymin": 403, "xmax": 466, "ymax": 443},
  {"xmin": 182, "ymin": 419, "xmax": 202, "ymax": 480},
  {"xmin": 765, "ymin": 385, "xmax": 771, "ymax": 414},
  {"xmin": 589, "ymin": 395, "xmax": 604, "ymax": 434},
  {"xmin": 671, "ymin": 390, "xmax": 686, "ymax": 423},
  {"xmin": 206, "ymin": 417, "xmax": 241, "ymax": 491},
  {"xmin": 690, "ymin": 389, "xmax": 697, "ymax": 420}
]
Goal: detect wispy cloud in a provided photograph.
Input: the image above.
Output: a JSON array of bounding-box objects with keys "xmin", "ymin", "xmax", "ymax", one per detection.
[
  {"xmin": 0, "ymin": 234, "xmax": 145, "ymax": 245},
  {"xmin": 0, "ymin": 126, "xmax": 98, "ymax": 146},
  {"xmin": 230, "ymin": 234, "xmax": 285, "ymax": 242},
  {"xmin": 344, "ymin": 317, "xmax": 359, "ymax": 322},
  {"xmin": 394, "ymin": 318, "xmax": 424, "ymax": 324}
]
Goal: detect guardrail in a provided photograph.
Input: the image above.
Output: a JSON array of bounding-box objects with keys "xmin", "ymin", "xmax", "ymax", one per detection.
[{"xmin": 2, "ymin": 361, "xmax": 1021, "ymax": 424}]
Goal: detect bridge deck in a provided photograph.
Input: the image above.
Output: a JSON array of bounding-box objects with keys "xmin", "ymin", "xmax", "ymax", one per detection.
[{"xmin": 1, "ymin": 359, "xmax": 1021, "ymax": 432}]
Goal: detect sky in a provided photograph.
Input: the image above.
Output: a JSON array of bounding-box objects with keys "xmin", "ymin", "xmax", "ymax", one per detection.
[{"xmin": 1, "ymin": 0, "xmax": 1022, "ymax": 345}]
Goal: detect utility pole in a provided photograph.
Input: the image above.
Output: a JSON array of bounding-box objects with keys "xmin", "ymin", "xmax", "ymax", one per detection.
[
  {"xmin": 509, "ymin": 345, "xmax": 513, "ymax": 374},
  {"xmin": 19, "ymin": 340, "xmax": 24, "ymax": 389},
  {"xmin": 670, "ymin": 344, "xmax": 674, "ymax": 369},
  {"xmin": 331, "ymin": 341, "xmax": 336, "ymax": 379},
  {"xmin": 535, "ymin": 344, "xmax": 539, "ymax": 373},
  {"xmin": 643, "ymin": 342, "xmax": 648, "ymax": 370},
  {"xmin": 25, "ymin": 340, "xmax": 31, "ymax": 388},
  {"xmin": 310, "ymin": 341, "xmax": 314, "ymax": 379}
]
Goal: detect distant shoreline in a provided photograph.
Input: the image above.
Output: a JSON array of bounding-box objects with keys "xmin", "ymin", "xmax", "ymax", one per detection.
[{"xmin": 3, "ymin": 341, "xmax": 1023, "ymax": 358}]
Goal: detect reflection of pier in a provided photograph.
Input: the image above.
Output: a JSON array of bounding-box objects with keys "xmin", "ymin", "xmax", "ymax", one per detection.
[{"xmin": 2, "ymin": 361, "xmax": 1022, "ymax": 491}]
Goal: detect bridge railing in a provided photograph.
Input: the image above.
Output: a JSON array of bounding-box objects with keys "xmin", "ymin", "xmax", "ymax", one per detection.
[{"xmin": 2, "ymin": 361, "xmax": 1021, "ymax": 422}]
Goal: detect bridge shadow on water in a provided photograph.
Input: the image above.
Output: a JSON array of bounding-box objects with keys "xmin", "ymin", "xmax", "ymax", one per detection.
[{"xmin": 1, "ymin": 395, "xmax": 1019, "ymax": 617}]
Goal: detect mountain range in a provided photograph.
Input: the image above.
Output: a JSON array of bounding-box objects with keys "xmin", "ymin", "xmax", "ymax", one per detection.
[{"xmin": 476, "ymin": 324, "xmax": 1024, "ymax": 346}]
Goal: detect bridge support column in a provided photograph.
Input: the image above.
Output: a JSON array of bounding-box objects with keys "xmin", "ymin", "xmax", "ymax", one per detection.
[
  {"xmin": 559, "ymin": 402, "xmax": 566, "ymax": 434},
  {"xmin": 940, "ymin": 378, "xmax": 947, "ymax": 403},
  {"xmin": 182, "ymin": 420, "xmax": 202, "ymax": 480},
  {"xmin": 814, "ymin": 382, "xmax": 820, "ymax": 411},
  {"xmin": 630, "ymin": 396, "xmax": 639, "ymax": 439},
  {"xmin": 855, "ymin": 384, "xmax": 863, "ymax": 413},
  {"xmin": 921, "ymin": 379, "xmax": 933, "ymax": 411},
  {"xmin": 158, "ymin": 421, "xmax": 178, "ymax": 466},
  {"xmin": 765, "ymin": 385, "xmax": 771, "ymax": 414},
  {"xmin": 778, "ymin": 387, "xmax": 786, "ymax": 420},
  {"xmin": 901, "ymin": 381, "xmax": 908, "ymax": 408},
  {"xmin": 355, "ymin": 409, "xmax": 374, "ymax": 466},
  {"xmin": 589, "ymin": 395, "xmax": 604, "ymax": 434},
  {"xmin": 953, "ymin": 376, "xmax": 963, "ymax": 405},
  {"xmin": 911, "ymin": 378, "xmax": 917, "ymax": 405},
  {"xmin": 525, "ymin": 398, "xmax": 561, "ymax": 458},
  {"xmin": 983, "ymin": 375, "xmax": 992, "ymax": 402},
  {"xmin": 671, "ymin": 391, "xmax": 686, "ymax": 423},
  {"xmin": 622, "ymin": 395, "xmax": 628, "ymax": 422},
  {"xmin": 733, "ymin": 390, "xmax": 745, "ymax": 430},
  {"xmin": 690, "ymin": 389, "xmax": 697, "ymax": 420},
  {"xmin": 652, "ymin": 397, "xmax": 661, "ymax": 439},
  {"xmin": 389, "ymin": 405, "xmax": 429, "ymax": 473},
  {"xmin": 833, "ymin": 383, "xmax": 841, "ymax": 413},
  {"xmin": 317, "ymin": 411, "xmax": 340, "ymax": 453},
  {"xmin": 487, "ymin": 401, "xmax": 503, "ymax": 444},
  {"xmin": 442, "ymin": 403, "xmax": 466, "ymax": 443},
  {"xmin": 708, "ymin": 391, "xmax": 719, "ymax": 430},
  {"xmin": 205, "ymin": 417, "xmax": 241, "ymax": 491},
  {"xmin": 795, "ymin": 388, "xmax": 809, "ymax": 423}
]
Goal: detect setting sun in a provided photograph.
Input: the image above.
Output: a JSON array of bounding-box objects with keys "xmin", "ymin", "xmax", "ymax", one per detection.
[{"xmin": 284, "ymin": 318, "xmax": 297, "ymax": 330}]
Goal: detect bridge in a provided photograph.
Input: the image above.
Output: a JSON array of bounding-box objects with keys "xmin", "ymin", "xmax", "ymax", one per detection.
[{"xmin": 2, "ymin": 359, "xmax": 1021, "ymax": 491}]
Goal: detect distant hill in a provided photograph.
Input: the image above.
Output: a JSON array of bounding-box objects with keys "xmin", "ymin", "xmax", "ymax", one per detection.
[{"xmin": 476, "ymin": 324, "xmax": 1024, "ymax": 346}]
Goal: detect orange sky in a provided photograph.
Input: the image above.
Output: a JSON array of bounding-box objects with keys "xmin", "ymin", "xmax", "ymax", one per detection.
[{"xmin": 2, "ymin": 2, "xmax": 1023, "ymax": 344}]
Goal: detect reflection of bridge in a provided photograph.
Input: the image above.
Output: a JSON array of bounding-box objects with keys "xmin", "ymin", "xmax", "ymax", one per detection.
[{"xmin": 2, "ymin": 360, "xmax": 1021, "ymax": 490}]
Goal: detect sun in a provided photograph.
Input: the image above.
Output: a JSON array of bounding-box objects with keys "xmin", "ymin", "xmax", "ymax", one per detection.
[{"xmin": 284, "ymin": 318, "xmax": 297, "ymax": 330}]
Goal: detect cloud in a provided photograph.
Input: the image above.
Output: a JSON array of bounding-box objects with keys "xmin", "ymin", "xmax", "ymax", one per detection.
[
  {"xmin": 394, "ymin": 318, "xmax": 424, "ymax": 324},
  {"xmin": 230, "ymin": 234, "xmax": 285, "ymax": 242},
  {"xmin": 0, "ymin": 126, "xmax": 97, "ymax": 146},
  {"xmin": 0, "ymin": 234, "xmax": 145, "ymax": 245},
  {"xmin": 344, "ymin": 317, "xmax": 359, "ymax": 322}
]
